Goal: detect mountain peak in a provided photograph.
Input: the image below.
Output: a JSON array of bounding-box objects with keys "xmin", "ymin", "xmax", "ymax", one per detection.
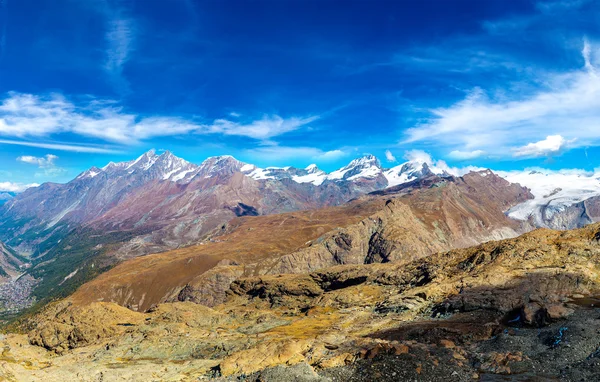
[
  {"xmin": 348, "ymin": 154, "xmax": 380, "ymax": 167},
  {"xmin": 327, "ymin": 155, "xmax": 383, "ymax": 181},
  {"xmin": 198, "ymin": 155, "xmax": 249, "ymax": 178},
  {"xmin": 305, "ymin": 164, "xmax": 323, "ymax": 174}
]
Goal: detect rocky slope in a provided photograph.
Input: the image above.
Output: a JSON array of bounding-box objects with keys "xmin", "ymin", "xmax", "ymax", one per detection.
[
  {"xmin": 0, "ymin": 192, "xmax": 15, "ymax": 206},
  {"xmin": 69, "ymin": 170, "xmax": 532, "ymax": 312},
  {"xmin": 1, "ymin": 151, "xmax": 458, "ymax": 312},
  {"xmin": 0, "ymin": 241, "xmax": 25, "ymax": 280},
  {"xmin": 4, "ymin": 222, "xmax": 600, "ymax": 380},
  {"xmin": 0, "ymin": 151, "xmax": 432, "ymax": 259}
]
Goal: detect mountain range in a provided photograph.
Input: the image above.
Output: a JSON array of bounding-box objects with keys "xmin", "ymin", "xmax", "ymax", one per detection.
[
  {"xmin": 0, "ymin": 150, "xmax": 448, "ymax": 258},
  {"xmin": 2, "ymin": 150, "xmax": 600, "ymax": 380},
  {"xmin": 1, "ymin": 150, "xmax": 600, "ymax": 316}
]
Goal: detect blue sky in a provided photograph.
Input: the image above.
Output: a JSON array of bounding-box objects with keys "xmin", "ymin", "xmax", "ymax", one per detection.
[{"xmin": 1, "ymin": 0, "xmax": 600, "ymax": 190}]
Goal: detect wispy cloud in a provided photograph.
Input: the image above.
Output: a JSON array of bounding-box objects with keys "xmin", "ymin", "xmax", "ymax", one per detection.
[
  {"xmin": 385, "ymin": 149, "xmax": 397, "ymax": 163},
  {"xmin": 17, "ymin": 153, "xmax": 67, "ymax": 178},
  {"xmin": 0, "ymin": 181, "xmax": 39, "ymax": 193},
  {"xmin": 99, "ymin": 0, "xmax": 136, "ymax": 93},
  {"xmin": 536, "ymin": 0, "xmax": 591, "ymax": 13},
  {"xmin": 0, "ymin": 92, "xmax": 319, "ymax": 148},
  {"xmin": 206, "ymin": 115, "xmax": 319, "ymax": 140},
  {"xmin": 448, "ymin": 150, "xmax": 486, "ymax": 161},
  {"xmin": 104, "ymin": 18, "xmax": 134, "ymax": 75},
  {"xmin": 0, "ymin": 139, "xmax": 121, "ymax": 153},
  {"xmin": 404, "ymin": 40, "xmax": 600, "ymax": 160},
  {"xmin": 17, "ymin": 154, "xmax": 58, "ymax": 167},
  {"xmin": 246, "ymin": 144, "xmax": 347, "ymax": 162}
]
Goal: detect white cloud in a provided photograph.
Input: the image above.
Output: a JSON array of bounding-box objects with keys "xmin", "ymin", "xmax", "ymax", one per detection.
[
  {"xmin": 583, "ymin": 38, "xmax": 597, "ymax": 76},
  {"xmin": 513, "ymin": 135, "xmax": 571, "ymax": 157},
  {"xmin": 537, "ymin": 0, "xmax": 590, "ymax": 13},
  {"xmin": 448, "ymin": 149, "xmax": 486, "ymax": 160},
  {"xmin": 314, "ymin": 149, "xmax": 346, "ymax": 161},
  {"xmin": 403, "ymin": 150, "xmax": 434, "ymax": 164},
  {"xmin": 0, "ymin": 139, "xmax": 121, "ymax": 153},
  {"xmin": 246, "ymin": 145, "xmax": 347, "ymax": 162},
  {"xmin": 0, "ymin": 92, "xmax": 317, "ymax": 146},
  {"xmin": 404, "ymin": 40, "xmax": 600, "ymax": 159},
  {"xmin": 17, "ymin": 154, "xmax": 58, "ymax": 168},
  {"xmin": 17, "ymin": 154, "xmax": 67, "ymax": 178},
  {"xmin": 0, "ymin": 182, "xmax": 39, "ymax": 193},
  {"xmin": 403, "ymin": 150, "xmax": 484, "ymax": 176},
  {"xmin": 206, "ymin": 115, "xmax": 319, "ymax": 140},
  {"xmin": 385, "ymin": 149, "xmax": 397, "ymax": 162},
  {"xmin": 104, "ymin": 18, "xmax": 134, "ymax": 75}
]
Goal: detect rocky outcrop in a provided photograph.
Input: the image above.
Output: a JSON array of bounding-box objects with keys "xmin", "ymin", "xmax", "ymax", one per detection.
[
  {"xmin": 6, "ymin": 223, "xmax": 600, "ymax": 380},
  {"xmin": 28, "ymin": 301, "xmax": 145, "ymax": 353},
  {"xmin": 70, "ymin": 171, "xmax": 532, "ymax": 312}
]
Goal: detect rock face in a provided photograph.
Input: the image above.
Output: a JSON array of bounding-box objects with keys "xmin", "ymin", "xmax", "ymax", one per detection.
[
  {"xmin": 68, "ymin": 171, "xmax": 532, "ymax": 311},
  {"xmin": 0, "ymin": 151, "xmax": 465, "ymax": 313},
  {"xmin": 0, "ymin": 151, "xmax": 430, "ymax": 259},
  {"xmin": 6, "ymin": 223, "xmax": 600, "ymax": 380}
]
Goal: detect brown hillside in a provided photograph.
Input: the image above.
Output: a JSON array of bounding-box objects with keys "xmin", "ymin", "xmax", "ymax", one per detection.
[
  {"xmin": 71, "ymin": 171, "xmax": 532, "ymax": 311},
  {"xmin": 6, "ymin": 222, "xmax": 600, "ymax": 380}
]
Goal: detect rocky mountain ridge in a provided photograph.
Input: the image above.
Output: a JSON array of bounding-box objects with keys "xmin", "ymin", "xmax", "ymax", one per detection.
[
  {"xmin": 4, "ymin": 221, "xmax": 600, "ymax": 380},
  {"xmin": 70, "ymin": 170, "xmax": 532, "ymax": 312},
  {"xmin": 0, "ymin": 150, "xmax": 451, "ymax": 257},
  {"xmin": 0, "ymin": 150, "xmax": 471, "ymax": 318}
]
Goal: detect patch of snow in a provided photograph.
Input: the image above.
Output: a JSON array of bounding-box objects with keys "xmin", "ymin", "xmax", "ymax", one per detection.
[
  {"xmin": 498, "ymin": 169, "xmax": 600, "ymax": 222},
  {"xmin": 248, "ymin": 167, "xmax": 276, "ymax": 180},
  {"xmin": 292, "ymin": 172, "xmax": 327, "ymax": 186},
  {"xmin": 240, "ymin": 164, "xmax": 255, "ymax": 172},
  {"xmin": 162, "ymin": 166, "xmax": 183, "ymax": 180},
  {"xmin": 346, "ymin": 165, "xmax": 381, "ymax": 181},
  {"xmin": 170, "ymin": 168, "xmax": 197, "ymax": 182}
]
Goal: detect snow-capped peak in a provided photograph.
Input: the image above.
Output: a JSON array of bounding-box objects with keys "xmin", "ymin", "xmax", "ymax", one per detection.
[
  {"xmin": 126, "ymin": 149, "xmax": 159, "ymax": 171},
  {"xmin": 305, "ymin": 164, "xmax": 324, "ymax": 174},
  {"xmin": 198, "ymin": 155, "xmax": 248, "ymax": 178},
  {"xmin": 383, "ymin": 159, "xmax": 451, "ymax": 188},
  {"xmin": 77, "ymin": 167, "xmax": 102, "ymax": 180},
  {"xmin": 327, "ymin": 155, "xmax": 383, "ymax": 181}
]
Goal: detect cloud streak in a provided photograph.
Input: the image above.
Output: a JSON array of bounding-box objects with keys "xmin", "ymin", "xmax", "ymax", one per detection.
[
  {"xmin": 104, "ymin": 18, "xmax": 134, "ymax": 75},
  {"xmin": 0, "ymin": 182, "xmax": 39, "ymax": 193},
  {"xmin": 0, "ymin": 92, "xmax": 319, "ymax": 148},
  {"xmin": 0, "ymin": 139, "xmax": 122, "ymax": 153},
  {"xmin": 245, "ymin": 145, "xmax": 347, "ymax": 162},
  {"xmin": 404, "ymin": 40, "xmax": 600, "ymax": 159}
]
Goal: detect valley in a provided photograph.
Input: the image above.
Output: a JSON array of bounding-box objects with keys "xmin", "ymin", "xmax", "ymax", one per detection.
[
  {"xmin": 2, "ymin": 151, "xmax": 600, "ymax": 381},
  {"xmin": 3, "ymin": 220, "xmax": 600, "ymax": 380}
]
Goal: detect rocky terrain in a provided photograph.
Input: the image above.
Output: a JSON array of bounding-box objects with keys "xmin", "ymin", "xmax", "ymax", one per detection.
[
  {"xmin": 4, "ymin": 149, "xmax": 600, "ymax": 321},
  {"xmin": 0, "ymin": 192, "xmax": 15, "ymax": 206},
  {"xmin": 3, "ymin": 222, "xmax": 600, "ymax": 380},
  {"xmin": 0, "ymin": 151, "xmax": 461, "ymax": 313},
  {"xmin": 69, "ymin": 170, "xmax": 532, "ymax": 312}
]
